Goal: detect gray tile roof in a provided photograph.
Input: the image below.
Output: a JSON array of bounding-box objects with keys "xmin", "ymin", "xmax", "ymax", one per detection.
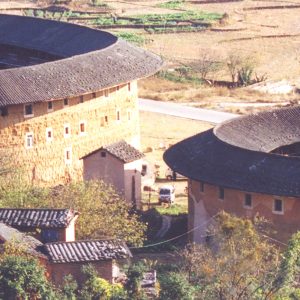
[
  {"xmin": 104, "ymin": 140, "xmax": 145, "ymax": 163},
  {"xmin": 82, "ymin": 140, "xmax": 144, "ymax": 163},
  {"xmin": 0, "ymin": 15, "xmax": 163, "ymax": 107},
  {"xmin": 0, "ymin": 208, "xmax": 78, "ymax": 229},
  {"xmin": 0, "ymin": 222, "xmax": 46, "ymax": 259},
  {"xmin": 45, "ymin": 239, "xmax": 132, "ymax": 263},
  {"xmin": 164, "ymin": 106, "xmax": 300, "ymax": 197}
]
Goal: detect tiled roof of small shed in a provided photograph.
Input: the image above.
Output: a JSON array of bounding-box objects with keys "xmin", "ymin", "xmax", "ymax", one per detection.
[
  {"xmin": 0, "ymin": 208, "xmax": 78, "ymax": 228},
  {"xmin": 45, "ymin": 239, "xmax": 132, "ymax": 263},
  {"xmin": 163, "ymin": 106, "xmax": 300, "ymax": 197},
  {"xmin": 0, "ymin": 222, "xmax": 46, "ymax": 259},
  {"xmin": 104, "ymin": 140, "xmax": 144, "ymax": 163},
  {"xmin": 82, "ymin": 140, "xmax": 144, "ymax": 163},
  {"xmin": 0, "ymin": 15, "xmax": 163, "ymax": 107}
]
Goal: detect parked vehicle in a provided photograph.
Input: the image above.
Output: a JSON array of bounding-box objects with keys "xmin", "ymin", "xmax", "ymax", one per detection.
[
  {"xmin": 165, "ymin": 167, "xmax": 186, "ymax": 181},
  {"xmin": 158, "ymin": 185, "xmax": 175, "ymax": 204}
]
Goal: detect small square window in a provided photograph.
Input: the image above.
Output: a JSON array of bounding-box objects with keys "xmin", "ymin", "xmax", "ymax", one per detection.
[
  {"xmin": 219, "ymin": 187, "xmax": 224, "ymax": 200},
  {"xmin": 25, "ymin": 132, "xmax": 33, "ymax": 148},
  {"xmin": 79, "ymin": 96, "xmax": 84, "ymax": 103},
  {"xmin": 64, "ymin": 124, "xmax": 70, "ymax": 138},
  {"xmin": 47, "ymin": 101, "xmax": 53, "ymax": 112},
  {"xmin": 64, "ymin": 98, "xmax": 69, "ymax": 106},
  {"xmin": 46, "ymin": 128, "xmax": 53, "ymax": 142},
  {"xmin": 101, "ymin": 151, "xmax": 106, "ymax": 158},
  {"xmin": 244, "ymin": 194, "xmax": 252, "ymax": 208},
  {"xmin": 24, "ymin": 104, "xmax": 33, "ymax": 117},
  {"xmin": 104, "ymin": 90, "xmax": 109, "ymax": 97},
  {"xmin": 200, "ymin": 182, "xmax": 204, "ymax": 193},
  {"xmin": 116, "ymin": 86, "xmax": 120, "ymax": 91},
  {"xmin": 79, "ymin": 121, "xmax": 86, "ymax": 135},
  {"xmin": 273, "ymin": 199, "xmax": 283, "ymax": 214},
  {"xmin": 128, "ymin": 83, "xmax": 131, "ymax": 92},
  {"xmin": 92, "ymin": 93, "xmax": 96, "ymax": 99},
  {"xmin": 65, "ymin": 148, "xmax": 72, "ymax": 164}
]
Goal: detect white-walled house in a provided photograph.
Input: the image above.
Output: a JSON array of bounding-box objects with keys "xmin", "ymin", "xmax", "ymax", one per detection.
[{"xmin": 82, "ymin": 140, "xmax": 144, "ymax": 208}]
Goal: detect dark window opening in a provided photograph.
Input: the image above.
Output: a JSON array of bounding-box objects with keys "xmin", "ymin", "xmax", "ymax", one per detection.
[
  {"xmin": 79, "ymin": 96, "xmax": 84, "ymax": 103},
  {"xmin": 48, "ymin": 101, "xmax": 53, "ymax": 110},
  {"xmin": 274, "ymin": 199, "xmax": 283, "ymax": 212},
  {"xmin": 244, "ymin": 194, "xmax": 252, "ymax": 207},
  {"xmin": 219, "ymin": 187, "xmax": 224, "ymax": 200},
  {"xmin": 200, "ymin": 182, "xmax": 204, "ymax": 193},
  {"xmin": 64, "ymin": 98, "xmax": 69, "ymax": 106},
  {"xmin": 24, "ymin": 104, "xmax": 33, "ymax": 116},
  {"xmin": 101, "ymin": 151, "xmax": 106, "ymax": 158}
]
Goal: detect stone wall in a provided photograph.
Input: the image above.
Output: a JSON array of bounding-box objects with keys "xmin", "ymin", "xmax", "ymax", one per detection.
[
  {"xmin": 190, "ymin": 179, "xmax": 300, "ymax": 242},
  {"xmin": 0, "ymin": 81, "xmax": 140, "ymax": 185}
]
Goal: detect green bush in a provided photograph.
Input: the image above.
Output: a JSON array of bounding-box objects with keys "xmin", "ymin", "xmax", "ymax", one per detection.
[
  {"xmin": 159, "ymin": 272, "xmax": 196, "ymax": 300},
  {"xmin": 0, "ymin": 255, "xmax": 57, "ymax": 299},
  {"xmin": 116, "ymin": 32, "xmax": 145, "ymax": 46},
  {"xmin": 158, "ymin": 0, "xmax": 185, "ymax": 9}
]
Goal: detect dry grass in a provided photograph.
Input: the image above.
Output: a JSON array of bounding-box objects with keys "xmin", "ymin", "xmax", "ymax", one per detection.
[{"xmin": 140, "ymin": 110, "xmax": 212, "ymax": 173}]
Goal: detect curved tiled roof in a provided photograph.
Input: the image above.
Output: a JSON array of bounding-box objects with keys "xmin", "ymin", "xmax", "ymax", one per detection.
[
  {"xmin": 0, "ymin": 15, "xmax": 163, "ymax": 106},
  {"xmin": 163, "ymin": 106, "xmax": 300, "ymax": 197}
]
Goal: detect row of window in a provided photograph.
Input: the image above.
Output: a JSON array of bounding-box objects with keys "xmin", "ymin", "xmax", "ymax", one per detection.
[
  {"xmin": 24, "ymin": 84, "xmax": 132, "ymax": 118},
  {"xmin": 199, "ymin": 184, "xmax": 284, "ymax": 214},
  {"xmin": 24, "ymin": 109, "xmax": 132, "ymax": 148}
]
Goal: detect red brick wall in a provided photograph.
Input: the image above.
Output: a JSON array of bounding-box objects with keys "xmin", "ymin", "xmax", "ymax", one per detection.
[{"xmin": 190, "ymin": 180, "xmax": 300, "ymax": 242}]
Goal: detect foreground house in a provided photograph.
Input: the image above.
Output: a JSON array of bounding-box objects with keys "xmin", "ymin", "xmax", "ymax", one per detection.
[
  {"xmin": 82, "ymin": 140, "xmax": 145, "ymax": 207},
  {"xmin": 0, "ymin": 15, "xmax": 162, "ymax": 185},
  {"xmin": 45, "ymin": 239, "xmax": 132, "ymax": 285},
  {"xmin": 0, "ymin": 208, "xmax": 79, "ymax": 243},
  {"xmin": 0, "ymin": 222, "xmax": 131, "ymax": 286},
  {"xmin": 164, "ymin": 106, "xmax": 300, "ymax": 243}
]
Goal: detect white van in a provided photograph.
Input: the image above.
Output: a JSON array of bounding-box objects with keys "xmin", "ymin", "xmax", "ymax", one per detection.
[
  {"xmin": 165, "ymin": 167, "xmax": 186, "ymax": 181},
  {"xmin": 158, "ymin": 185, "xmax": 175, "ymax": 204}
]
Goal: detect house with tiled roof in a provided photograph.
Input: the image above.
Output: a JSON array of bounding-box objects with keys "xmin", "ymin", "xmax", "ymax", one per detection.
[
  {"xmin": 45, "ymin": 239, "xmax": 132, "ymax": 285},
  {"xmin": 0, "ymin": 14, "xmax": 162, "ymax": 185},
  {"xmin": 164, "ymin": 105, "xmax": 300, "ymax": 243},
  {"xmin": 0, "ymin": 208, "xmax": 79, "ymax": 243},
  {"xmin": 82, "ymin": 140, "xmax": 145, "ymax": 207},
  {"xmin": 0, "ymin": 222, "xmax": 131, "ymax": 285}
]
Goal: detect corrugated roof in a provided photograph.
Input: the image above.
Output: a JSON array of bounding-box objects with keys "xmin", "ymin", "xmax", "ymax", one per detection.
[
  {"xmin": 0, "ymin": 208, "xmax": 78, "ymax": 229},
  {"xmin": 164, "ymin": 106, "xmax": 300, "ymax": 197},
  {"xmin": 0, "ymin": 15, "xmax": 163, "ymax": 107},
  {"xmin": 0, "ymin": 222, "xmax": 46, "ymax": 259},
  {"xmin": 45, "ymin": 239, "xmax": 132, "ymax": 263}
]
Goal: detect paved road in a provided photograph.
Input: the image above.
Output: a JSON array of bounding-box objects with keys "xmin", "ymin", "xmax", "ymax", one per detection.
[{"xmin": 139, "ymin": 98, "xmax": 238, "ymax": 124}]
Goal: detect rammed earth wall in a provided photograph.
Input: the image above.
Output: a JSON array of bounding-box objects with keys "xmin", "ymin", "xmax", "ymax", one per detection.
[
  {"xmin": 0, "ymin": 81, "xmax": 140, "ymax": 185},
  {"xmin": 189, "ymin": 179, "xmax": 300, "ymax": 243}
]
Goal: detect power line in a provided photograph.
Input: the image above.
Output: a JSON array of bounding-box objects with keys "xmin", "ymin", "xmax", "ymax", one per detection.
[{"xmin": 129, "ymin": 212, "xmax": 220, "ymax": 249}]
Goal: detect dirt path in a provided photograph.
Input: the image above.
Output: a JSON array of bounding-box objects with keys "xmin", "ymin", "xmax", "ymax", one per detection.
[{"xmin": 155, "ymin": 215, "xmax": 172, "ymax": 239}]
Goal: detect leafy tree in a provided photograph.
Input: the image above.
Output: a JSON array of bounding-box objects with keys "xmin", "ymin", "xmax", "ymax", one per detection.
[
  {"xmin": 180, "ymin": 212, "xmax": 281, "ymax": 299},
  {"xmin": 0, "ymin": 255, "xmax": 57, "ymax": 300},
  {"xmin": 0, "ymin": 180, "xmax": 146, "ymax": 246},
  {"xmin": 159, "ymin": 272, "xmax": 195, "ymax": 300},
  {"xmin": 60, "ymin": 275, "xmax": 78, "ymax": 300}
]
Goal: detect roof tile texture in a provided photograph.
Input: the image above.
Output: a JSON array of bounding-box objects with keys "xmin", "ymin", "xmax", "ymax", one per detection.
[
  {"xmin": 45, "ymin": 239, "xmax": 132, "ymax": 263},
  {"xmin": 0, "ymin": 208, "xmax": 77, "ymax": 228}
]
